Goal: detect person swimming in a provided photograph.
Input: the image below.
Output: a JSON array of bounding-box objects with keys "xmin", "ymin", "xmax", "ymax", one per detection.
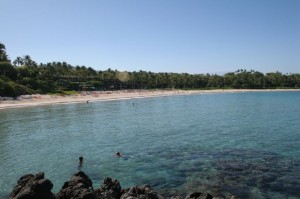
[
  {"xmin": 115, "ymin": 152, "xmax": 122, "ymax": 157},
  {"xmin": 78, "ymin": 156, "xmax": 83, "ymax": 166}
]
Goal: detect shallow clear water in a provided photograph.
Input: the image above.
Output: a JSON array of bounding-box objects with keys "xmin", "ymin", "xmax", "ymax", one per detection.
[{"xmin": 0, "ymin": 92, "xmax": 300, "ymax": 199}]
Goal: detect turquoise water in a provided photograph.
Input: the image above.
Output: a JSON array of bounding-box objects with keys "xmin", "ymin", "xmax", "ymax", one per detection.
[{"xmin": 0, "ymin": 92, "xmax": 300, "ymax": 199}]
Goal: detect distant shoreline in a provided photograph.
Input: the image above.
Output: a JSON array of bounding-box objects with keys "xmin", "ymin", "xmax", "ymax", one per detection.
[{"xmin": 1, "ymin": 89, "xmax": 300, "ymax": 110}]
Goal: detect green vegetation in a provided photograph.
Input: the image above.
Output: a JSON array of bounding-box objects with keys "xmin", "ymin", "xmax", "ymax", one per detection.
[
  {"xmin": 48, "ymin": 90, "xmax": 80, "ymax": 95},
  {"xmin": 1, "ymin": 42, "xmax": 300, "ymax": 97},
  {"xmin": 0, "ymin": 75, "xmax": 36, "ymax": 97}
]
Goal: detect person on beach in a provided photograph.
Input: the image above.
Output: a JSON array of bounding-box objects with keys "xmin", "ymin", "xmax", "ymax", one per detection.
[{"xmin": 78, "ymin": 156, "xmax": 83, "ymax": 166}]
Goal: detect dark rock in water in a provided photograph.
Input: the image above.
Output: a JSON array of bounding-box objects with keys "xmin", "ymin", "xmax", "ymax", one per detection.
[
  {"xmin": 120, "ymin": 185, "xmax": 164, "ymax": 199},
  {"xmin": 212, "ymin": 196, "xmax": 239, "ymax": 199},
  {"xmin": 9, "ymin": 172, "xmax": 55, "ymax": 199},
  {"xmin": 95, "ymin": 177, "xmax": 122, "ymax": 199},
  {"xmin": 185, "ymin": 192, "xmax": 202, "ymax": 199},
  {"xmin": 56, "ymin": 171, "xmax": 95, "ymax": 199},
  {"xmin": 256, "ymin": 172, "xmax": 277, "ymax": 186},
  {"xmin": 170, "ymin": 196, "xmax": 183, "ymax": 199},
  {"xmin": 224, "ymin": 196, "xmax": 240, "ymax": 199},
  {"xmin": 202, "ymin": 193, "xmax": 218, "ymax": 199},
  {"xmin": 185, "ymin": 192, "xmax": 213, "ymax": 199}
]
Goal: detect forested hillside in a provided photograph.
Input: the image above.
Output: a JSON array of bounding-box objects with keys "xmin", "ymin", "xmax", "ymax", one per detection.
[{"xmin": 1, "ymin": 42, "xmax": 300, "ymax": 97}]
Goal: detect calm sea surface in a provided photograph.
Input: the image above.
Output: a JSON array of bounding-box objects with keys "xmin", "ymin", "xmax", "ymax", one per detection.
[{"xmin": 0, "ymin": 92, "xmax": 300, "ymax": 199}]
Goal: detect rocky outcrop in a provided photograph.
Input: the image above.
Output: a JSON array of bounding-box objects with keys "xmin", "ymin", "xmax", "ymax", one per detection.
[
  {"xmin": 184, "ymin": 192, "xmax": 238, "ymax": 199},
  {"xmin": 9, "ymin": 172, "xmax": 55, "ymax": 199},
  {"xmin": 56, "ymin": 171, "xmax": 95, "ymax": 199},
  {"xmin": 95, "ymin": 177, "xmax": 121, "ymax": 199},
  {"xmin": 9, "ymin": 172, "xmax": 240, "ymax": 199},
  {"xmin": 120, "ymin": 185, "xmax": 164, "ymax": 199},
  {"xmin": 185, "ymin": 192, "xmax": 213, "ymax": 199}
]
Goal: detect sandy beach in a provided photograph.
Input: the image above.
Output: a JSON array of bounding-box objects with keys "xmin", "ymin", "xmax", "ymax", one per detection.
[{"xmin": 1, "ymin": 89, "xmax": 299, "ymax": 110}]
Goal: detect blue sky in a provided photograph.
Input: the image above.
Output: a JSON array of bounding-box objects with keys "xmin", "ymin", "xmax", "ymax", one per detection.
[{"xmin": 1, "ymin": 0, "xmax": 300, "ymax": 74}]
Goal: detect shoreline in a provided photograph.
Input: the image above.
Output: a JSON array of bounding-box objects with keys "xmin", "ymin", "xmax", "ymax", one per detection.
[{"xmin": 1, "ymin": 89, "xmax": 300, "ymax": 110}]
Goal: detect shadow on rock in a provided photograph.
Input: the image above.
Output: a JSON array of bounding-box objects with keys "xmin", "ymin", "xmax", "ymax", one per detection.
[{"xmin": 9, "ymin": 172, "xmax": 55, "ymax": 199}]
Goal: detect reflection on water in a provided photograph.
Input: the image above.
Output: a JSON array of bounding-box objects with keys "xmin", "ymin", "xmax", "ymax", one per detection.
[{"xmin": 0, "ymin": 92, "xmax": 300, "ymax": 199}]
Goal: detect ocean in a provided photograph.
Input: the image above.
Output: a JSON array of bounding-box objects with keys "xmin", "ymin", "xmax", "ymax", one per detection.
[{"xmin": 0, "ymin": 91, "xmax": 299, "ymax": 199}]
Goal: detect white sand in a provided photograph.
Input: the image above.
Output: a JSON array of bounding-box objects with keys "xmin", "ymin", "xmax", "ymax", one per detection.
[{"xmin": 1, "ymin": 89, "xmax": 299, "ymax": 110}]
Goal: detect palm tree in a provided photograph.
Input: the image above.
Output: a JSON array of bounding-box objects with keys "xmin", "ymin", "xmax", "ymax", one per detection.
[
  {"xmin": 0, "ymin": 43, "xmax": 5, "ymax": 53},
  {"xmin": 23, "ymin": 55, "xmax": 37, "ymax": 68},
  {"xmin": 0, "ymin": 42, "xmax": 9, "ymax": 62},
  {"xmin": 13, "ymin": 57, "xmax": 24, "ymax": 66}
]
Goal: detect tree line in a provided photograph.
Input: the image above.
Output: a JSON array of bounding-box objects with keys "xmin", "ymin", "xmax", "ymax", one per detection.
[{"xmin": 1, "ymin": 42, "xmax": 300, "ymax": 97}]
